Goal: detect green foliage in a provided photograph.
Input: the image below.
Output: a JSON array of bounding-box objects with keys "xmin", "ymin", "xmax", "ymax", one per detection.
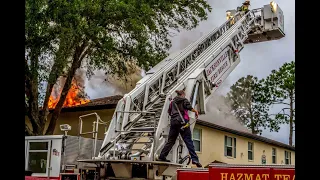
[
  {"xmin": 260, "ymin": 61, "xmax": 295, "ymax": 145},
  {"xmin": 48, "ymin": 0, "xmax": 212, "ymax": 75},
  {"xmin": 226, "ymin": 75, "xmax": 275, "ymax": 134},
  {"xmin": 25, "ymin": 0, "xmax": 212, "ymax": 135},
  {"xmin": 226, "ymin": 61, "xmax": 295, "ymax": 142}
]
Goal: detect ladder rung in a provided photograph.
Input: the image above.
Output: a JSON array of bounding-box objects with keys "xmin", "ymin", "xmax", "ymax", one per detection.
[
  {"xmin": 134, "ymin": 122, "xmax": 155, "ymax": 124},
  {"xmin": 131, "ymin": 127, "xmax": 155, "ymax": 131},
  {"xmin": 117, "ymin": 130, "xmax": 155, "ymax": 133},
  {"xmin": 119, "ymin": 141, "xmax": 153, "ymax": 144},
  {"xmin": 126, "ymin": 135, "xmax": 154, "ymax": 138},
  {"xmin": 130, "ymin": 149, "xmax": 150, "ymax": 152},
  {"xmin": 133, "ymin": 126, "xmax": 157, "ymax": 129}
]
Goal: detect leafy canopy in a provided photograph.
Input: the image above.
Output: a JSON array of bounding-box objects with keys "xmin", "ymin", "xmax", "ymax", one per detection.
[
  {"xmin": 226, "ymin": 75, "xmax": 278, "ymax": 134},
  {"xmin": 260, "ymin": 61, "xmax": 295, "ymax": 145},
  {"xmin": 25, "ymin": 0, "xmax": 212, "ymax": 135}
]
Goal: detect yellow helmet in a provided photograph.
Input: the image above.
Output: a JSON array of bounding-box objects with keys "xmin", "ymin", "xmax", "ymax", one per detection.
[{"xmin": 243, "ymin": 0, "xmax": 250, "ymax": 5}]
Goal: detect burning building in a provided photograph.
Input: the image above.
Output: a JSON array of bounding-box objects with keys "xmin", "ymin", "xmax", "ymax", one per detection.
[{"xmin": 48, "ymin": 78, "xmax": 90, "ymax": 109}]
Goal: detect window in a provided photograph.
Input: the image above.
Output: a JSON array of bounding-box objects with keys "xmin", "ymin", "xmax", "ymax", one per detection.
[
  {"xmin": 26, "ymin": 141, "xmax": 50, "ymax": 175},
  {"xmin": 248, "ymin": 142, "xmax": 254, "ymax": 161},
  {"xmin": 272, "ymin": 148, "xmax": 277, "ymax": 164},
  {"xmin": 193, "ymin": 128, "xmax": 202, "ymax": 152},
  {"xmin": 224, "ymin": 136, "xmax": 236, "ymax": 158},
  {"xmin": 285, "ymin": 151, "xmax": 291, "ymax": 165}
]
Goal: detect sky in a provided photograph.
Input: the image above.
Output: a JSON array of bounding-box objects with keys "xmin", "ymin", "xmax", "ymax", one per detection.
[{"xmin": 86, "ymin": 0, "xmax": 295, "ymax": 145}]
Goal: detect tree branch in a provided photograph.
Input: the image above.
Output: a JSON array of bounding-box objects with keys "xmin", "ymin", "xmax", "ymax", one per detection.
[
  {"xmin": 45, "ymin": 39, "xmax": 88, "ymax": 135},
  {"xmin": 25, "ymin": 56, "xmax": 42, "ymax": 134},
  {"xmin": 25, "ymin": 124, "xmax": 33, "ymax": 136},
  {"xmin": 272, "ymin": 102, "xmax": 290, "ymax": 106},
  {"xmin": 268, "ymin": 107, "xmax": 291, "ymax": 117}
]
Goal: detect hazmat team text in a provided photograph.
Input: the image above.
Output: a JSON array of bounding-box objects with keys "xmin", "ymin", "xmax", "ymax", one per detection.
[{"xmin": 220, "ymin": 173, "xmax": 295, "ymax": 180}]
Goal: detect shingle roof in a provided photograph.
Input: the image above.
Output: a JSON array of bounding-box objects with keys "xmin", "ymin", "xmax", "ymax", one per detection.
[
  {"xmin": 50, "ymin": 95, "xmax": 123, "ymax": 112},
  {"xmin": 196, "ymin": 119, "xmax": 295, "ymax": 151},
  {"xmin": 69, "ymin": 95, "xmax": 122, "ymax": 108}
]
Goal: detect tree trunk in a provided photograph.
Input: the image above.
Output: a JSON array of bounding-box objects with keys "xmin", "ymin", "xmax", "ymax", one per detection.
[
  {"xmin": 25, "ymin": 52, "xmax": 44, "ymax": 135},
  {"xmin": 248, "ymin": 101, "xmax": 256, "ymax": 134},
  {"xmin": 39, "ymin": 64, "xmax": 62, "ymax": 129},
  {"xmin": 25, "ymin": 124, "xmax": 33, "ymax": 136},
  {"xmin": 39, "ymin": 37, "xmax": 79, "ymax": 134},
  {"xmin": 45, "ymin": 41, "xmax": 89, "ymax": 135},
  {"xmin": 289, "ymin": 92, "xmax": 294, "ymax": 146}
]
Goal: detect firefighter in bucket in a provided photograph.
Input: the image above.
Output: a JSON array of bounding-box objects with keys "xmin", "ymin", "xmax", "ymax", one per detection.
[
  {"xmin": 226, "ymin": 11, "xmax": 235, "ymax": 25},
  {"xmin": 241, "ymin": 0, "xmax": 250, "ymax": 14}
]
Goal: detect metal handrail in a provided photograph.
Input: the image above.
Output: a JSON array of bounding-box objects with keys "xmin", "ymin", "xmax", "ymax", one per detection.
[{"xmin": 113, "ymin": 111, "xmax": 157, "ymax": 161}]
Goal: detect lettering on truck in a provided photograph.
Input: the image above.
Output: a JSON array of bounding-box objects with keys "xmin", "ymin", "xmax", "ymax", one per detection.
[
  {"xmin": 205, "ymin": 48, "xmax": 231, "ymax": 86},
  {"xmin": 206, "ymin": 51, "xmax": 229, "ymax": 76},
  {"xmin": 219, "ymin": 173, "xmax": 295, "ymax": 180},
  {"xmin": 211, "ymin": 60, "xmax": 229, "ymax": 82}
]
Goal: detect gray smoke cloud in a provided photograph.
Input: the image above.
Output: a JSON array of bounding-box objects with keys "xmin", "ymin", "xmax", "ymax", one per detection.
[
  {"xmin": 199, "ymin": 95, "xmax": 250, "ymax": 133},
  {"xmin": 85, "ymin": 66, "xmax": 142, "ymax": 99}
]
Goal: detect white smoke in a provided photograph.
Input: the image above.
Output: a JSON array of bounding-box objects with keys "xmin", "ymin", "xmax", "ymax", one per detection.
[
  {"xmin": 85, "ymin": 66, "xmax": 142, "ymax": 99},
  {"xmin": 199, "ymin": 95, "xmax": 250, "ymax": 133}
]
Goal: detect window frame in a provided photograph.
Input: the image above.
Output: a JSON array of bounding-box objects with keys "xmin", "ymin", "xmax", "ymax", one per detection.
[
  {"xmin": 248, "ymin": 142, "xmax": 254, "ymax": 161},
  {"xmin": 272, "ymin": 148, "xmax": 277, "ymax": 164},
  {"xmin": 25, "ymin": 140, "xmax": 51, "ymax": 177},
  {"xmin": 192, "ymin": 128, "xmax": 202, "ymax": 152},
  {"xmin": 285, "ymin": 151, "xmax": 291, "ymax": 165},
  {"xmin": 224, "ymin": 136, "xmax": 236, "ymax": 158}
]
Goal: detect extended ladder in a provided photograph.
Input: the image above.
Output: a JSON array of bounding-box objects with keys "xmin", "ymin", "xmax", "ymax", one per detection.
[{"xmin": 98, "ymin": 10, "xmax": 262, "ymax": 162}]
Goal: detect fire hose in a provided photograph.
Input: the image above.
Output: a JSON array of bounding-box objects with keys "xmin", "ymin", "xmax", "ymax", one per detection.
[{"xmin": 179, "ymin": 155, "xmax": 191, "ymax": 165}]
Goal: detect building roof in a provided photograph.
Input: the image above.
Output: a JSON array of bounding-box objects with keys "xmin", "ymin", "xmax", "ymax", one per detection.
[
  {"xmin": 196, "ymin": 119, "xmax": 295, "ymax": 151},
  {"xmin": 50, "ymin": 95, "xmax": 122, "ymax": 113}
]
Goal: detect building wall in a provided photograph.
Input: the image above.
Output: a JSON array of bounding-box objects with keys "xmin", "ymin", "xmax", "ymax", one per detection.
[
  {"xmin": 194, "ymin": 124, "xmax": 295, "ymax": 167},
  {"xmin": 26, "ymin": 110, "xmax": 295, "ymax": 166},
  {"xmin": 25, "ymin": 109, "xmax": 115, "ymax": 139}
]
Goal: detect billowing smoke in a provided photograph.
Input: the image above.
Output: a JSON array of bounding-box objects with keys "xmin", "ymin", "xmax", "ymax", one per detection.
[
  {"xmin": 199, "ymin": 95, "xmax": 250, "ymax": 133},
  {"xmin": 85, "ymin": 63, "xmax": 142, "ymax": 99}
]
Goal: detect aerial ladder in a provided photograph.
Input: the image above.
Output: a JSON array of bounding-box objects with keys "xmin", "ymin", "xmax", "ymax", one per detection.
[{"xmin": 78, "ymin": 2, "xmax": 285, "ymax": 180}]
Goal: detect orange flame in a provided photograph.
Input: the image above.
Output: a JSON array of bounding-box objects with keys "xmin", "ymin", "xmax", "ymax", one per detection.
[{"xmin": 48, "ymin": 80, "xmax": 90, "ymax": 109}]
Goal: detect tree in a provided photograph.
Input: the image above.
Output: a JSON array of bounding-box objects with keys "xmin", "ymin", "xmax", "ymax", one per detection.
[
  {"xmin": 226, "ymin": 75, "xmax": 278, "ymax": 134},
  {"xmin": 261, "ymin": 61, "xmax": 295, "ymax": 145},
  {"xmin": 25, "ymin": 0, "xmax": 212, "ymax": 135}
]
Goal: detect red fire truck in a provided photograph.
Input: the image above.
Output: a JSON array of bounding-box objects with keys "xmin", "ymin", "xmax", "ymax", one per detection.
[{"xmin": 177, "ymin": 164, "xmax": 295, "ymax": 180}]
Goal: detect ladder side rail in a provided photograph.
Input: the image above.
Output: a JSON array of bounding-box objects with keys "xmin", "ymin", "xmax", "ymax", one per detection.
[
  {"xmin": 175, "ymin": 11, "xmax": 257, "ymax": 87},
  {"xmin": 140, "ymin": 11, "xmax": 245, "ymax": 113},
  {"xmin": 159, "ymin": 12, "xmax": 246, "ymax": 96},
  {"xmin": 99, "ymin": 99, "xmax": 125, "ymax": 157},
  {"xmin": 139, "ymin": 12, "xmax": 244, "ymax": 112},
  {"xmin": 201, "ymin": 13, "xmax": 259, "ymax": 105}
]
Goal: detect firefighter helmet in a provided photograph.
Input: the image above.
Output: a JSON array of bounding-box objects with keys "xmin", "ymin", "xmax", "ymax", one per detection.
[{"xmin": 243, "ymin": 0, "xmax": 250, "ymax": 5}]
